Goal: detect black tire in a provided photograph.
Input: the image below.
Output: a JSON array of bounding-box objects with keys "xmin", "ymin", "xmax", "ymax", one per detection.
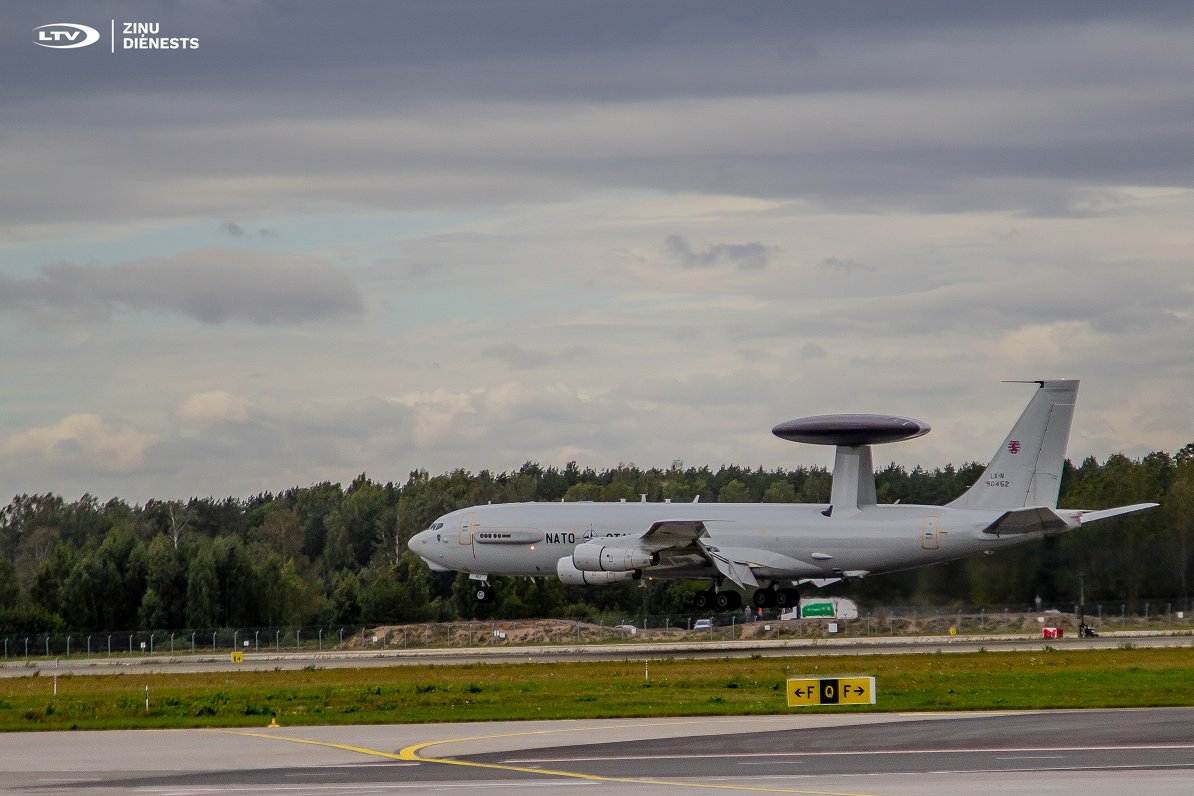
[
  {"xmin": 475, "ymin": 586, "xmax": 490, "ymax": 603},
  {"xmin": 752, "ymin": 589, "xmax": 775, "ymax": 608},
  {"xmin": 694, "ymin": 590, "xmax": 713, "ymax": 610},
  {"xmin": 774, "ymin": 588, "xmax": 799, "ymax": 608},
  {"xmin": 715, "ymin": 591, "xmax": 733, "ymax": 610}
]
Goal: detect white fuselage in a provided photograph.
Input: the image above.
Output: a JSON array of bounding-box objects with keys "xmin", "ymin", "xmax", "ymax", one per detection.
[{"xmin": 409, "ymin": 500, "xmax": 1041, "ymax": 585}]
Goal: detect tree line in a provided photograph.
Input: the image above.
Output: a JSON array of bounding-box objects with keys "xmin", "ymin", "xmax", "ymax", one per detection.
[{"xmin": 2, "ymin": 447, "xmax": 1192, "ymax": 634}]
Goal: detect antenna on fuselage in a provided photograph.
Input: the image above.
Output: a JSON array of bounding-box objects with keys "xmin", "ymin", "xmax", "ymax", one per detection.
[{"xmin": 771, "ymin": 414, "xmax": 930, "ymax": 516}]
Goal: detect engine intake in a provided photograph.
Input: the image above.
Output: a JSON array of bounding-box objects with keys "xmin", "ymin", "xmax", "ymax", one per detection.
[
  {"xmin": 572, "ymin": 542, "xmax": 658, "ymax": 572},
  {"xmin": 557, "ymin": 557, "xmax": 636, "ymax": 585}
]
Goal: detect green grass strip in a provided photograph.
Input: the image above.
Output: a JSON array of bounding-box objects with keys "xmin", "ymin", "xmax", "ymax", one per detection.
[{"xmin": 3, "ymin": 646, "xmax": 1194, "ymax": 732}]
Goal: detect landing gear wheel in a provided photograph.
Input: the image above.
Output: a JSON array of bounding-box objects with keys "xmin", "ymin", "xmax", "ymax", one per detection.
[
  {"xmin": 774, "ymin": 588, "xmax": 799, "ymax": 608},
  {"xmin": 474, "ymin": 585, "xmax": 494, "ymax": 603},
  {"xmin": 693, "ymin": 590, "xmax": 715, "ymax": 610},
  {"xmin": 715, "ymin": 591, "xmax": 742, "ymax": 611},
  {"xmin": 752, "ymin": 589, "xmax": 776, "ymax": 609}
]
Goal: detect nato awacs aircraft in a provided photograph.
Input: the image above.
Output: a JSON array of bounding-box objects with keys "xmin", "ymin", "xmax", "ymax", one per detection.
[{"xmin": 409, "ymin": 381, "xmax": 1157, "ymax": 609}]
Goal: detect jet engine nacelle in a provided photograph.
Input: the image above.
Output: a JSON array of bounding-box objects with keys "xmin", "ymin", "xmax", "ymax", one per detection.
[
  {"xmin": 572, "ymin": 542, "xmax": 659, "ymax": 572},
  {"xmin": 556, "ymin": 557, "xmax": 637, "ymax": 585}
]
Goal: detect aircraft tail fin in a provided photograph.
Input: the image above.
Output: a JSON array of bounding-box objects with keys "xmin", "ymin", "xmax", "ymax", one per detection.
[{"xmin": 949, "ymin": 380, "xmax": 1078, "ymax": 511}]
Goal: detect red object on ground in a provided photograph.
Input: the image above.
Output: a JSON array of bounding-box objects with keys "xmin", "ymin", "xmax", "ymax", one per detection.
[{"xmin": 1042, "ymin": 627, "xmax": 1063, "ymax": 639}]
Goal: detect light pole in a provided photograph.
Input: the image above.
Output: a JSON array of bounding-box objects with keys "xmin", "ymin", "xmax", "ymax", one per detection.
[{"xmin": 1078, "ymin": 571, "xmax": 1086, "ymax": 630}]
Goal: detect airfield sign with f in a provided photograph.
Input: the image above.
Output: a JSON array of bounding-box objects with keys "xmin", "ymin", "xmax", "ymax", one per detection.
[{"xmin": 786, "ymin": 676, "xmax": 876, "ymax": 706}]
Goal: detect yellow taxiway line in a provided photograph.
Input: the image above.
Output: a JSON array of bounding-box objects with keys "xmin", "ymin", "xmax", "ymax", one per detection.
[{"xmin": 222, "ymin": 722, "xmax": 880, "ymax": 796}]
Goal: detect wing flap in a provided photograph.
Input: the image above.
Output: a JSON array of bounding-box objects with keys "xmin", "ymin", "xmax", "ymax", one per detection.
[
  {"xmin": 704, "ymin": 551, "xmax": 760, "ymax": 587},
  {"xmin": 639, "ymin": 519, "xmax": 712, "ymax": 548}
]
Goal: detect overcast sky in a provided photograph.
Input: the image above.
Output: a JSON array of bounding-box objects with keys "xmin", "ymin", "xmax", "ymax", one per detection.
[{"xmin": 3, "ymin": 2, "xmax": 1193, "ymax": 502}]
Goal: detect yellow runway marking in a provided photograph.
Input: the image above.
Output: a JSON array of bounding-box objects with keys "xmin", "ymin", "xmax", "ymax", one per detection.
[{"xmin": 221, "ymin": 723, "xmax": 880, "ymax": 795}]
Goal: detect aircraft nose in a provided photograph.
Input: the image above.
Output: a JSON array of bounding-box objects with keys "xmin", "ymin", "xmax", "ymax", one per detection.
[{"xmin": 407, "ymin": 529, "xmax": 430, "ymax": 552}]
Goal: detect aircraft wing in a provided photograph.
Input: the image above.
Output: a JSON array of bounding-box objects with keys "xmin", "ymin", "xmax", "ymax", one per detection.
[
  {"xmin": 631, "ymin": 520, "xmax": 831, "ymax": 588},
  {"xmin": 629, "ymin": 519, "xmax": 718, "ymax": 571},
  {"xmin": 633, "ymin": 520, "xmax": 759, "ymax": 587}
]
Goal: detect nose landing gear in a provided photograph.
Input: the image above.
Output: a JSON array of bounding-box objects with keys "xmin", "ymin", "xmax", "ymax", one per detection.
[{"xmin": 470, "ymin": 575, "xmax": 495, "ymax": 603}]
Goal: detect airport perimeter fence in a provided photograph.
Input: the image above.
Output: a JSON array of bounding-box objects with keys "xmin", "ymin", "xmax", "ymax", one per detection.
[{"xmin": 5, "ymin": 599, "xmax": 1194, "ymax": 661}]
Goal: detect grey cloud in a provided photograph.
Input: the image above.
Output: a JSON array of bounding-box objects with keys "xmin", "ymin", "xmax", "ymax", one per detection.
[
  {"xmin": 5, "ymin": 14, "xmax": 1194, "ymax": 226},
  {"xmin": 482, "ymin": 343, "xmax": 591, "ymax": 370},
  {"xmin": 5, "ymin": 3, "xmax": 1187, "ymax": 107},
  {"xmin": 820, "ymin": 257, "xmax": 876, "ymax": 275},
  {"xmin": 665, "ymin": 235, "xmax": 776, "ymax": 271},
  {"xmin": 726, "ymin": 262, "xmax": 1194, "ymax": 343},
  {"xmin": 801, "ymin": 342, "xmax": 827, "ymax": 359},
  {"xmin": 614, "ymin": 371, "xmax": 769, "ymax": 408},
  {"xmin": 222, "ymin": 221, "xmax": 279, "ymax": 239},
  {"xmin": 0, "ymin": 248, "xmax": 364, "ymax": 325}
]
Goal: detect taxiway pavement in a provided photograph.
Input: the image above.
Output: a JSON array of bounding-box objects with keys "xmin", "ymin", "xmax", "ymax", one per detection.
[{"xmin": 3, "ymin": 708, "xmax": 1194, "ymax": 795}]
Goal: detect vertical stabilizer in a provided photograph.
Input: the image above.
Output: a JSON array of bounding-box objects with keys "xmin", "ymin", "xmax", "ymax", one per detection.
[{"xmin": 949, "ymin": 380, "xmax": 1078, "ymax": 511}]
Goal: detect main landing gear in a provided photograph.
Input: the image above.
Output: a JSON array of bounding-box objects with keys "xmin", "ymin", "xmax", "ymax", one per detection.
[
  {"xmin": 693, "ymin": 589, "xmax": 742, "ymax": 610},
  {"xmin": 751, "ymin": 586, "xmax": 799, "ymax": 609}
]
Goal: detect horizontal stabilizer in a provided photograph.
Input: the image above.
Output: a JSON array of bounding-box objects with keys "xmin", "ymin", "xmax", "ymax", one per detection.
[
  {"xmin": 981, "ymin": 502, "xmax": 1159, "ymax": 536},
  {"xmin": 1077, "ymin": 503, "xmax": 1159, "ymax": 525},
  {"xmin": 981, "ymin": 506, "xmax": 1070, "ymax": 536}
]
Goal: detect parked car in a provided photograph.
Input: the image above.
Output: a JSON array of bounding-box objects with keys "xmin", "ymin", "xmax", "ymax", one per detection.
[
  {"xmin": 693, "ymin": 618, "xmax": 713, "ymax": 630},
  {"xmin": 613, "ymin": 624, "xmax": 637, "ymax": 636}
]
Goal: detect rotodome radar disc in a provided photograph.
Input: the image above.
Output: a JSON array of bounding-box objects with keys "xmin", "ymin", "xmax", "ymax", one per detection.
[{"xmin": 771, "ymin": 414, "xmax": 930, "ymax": 446}]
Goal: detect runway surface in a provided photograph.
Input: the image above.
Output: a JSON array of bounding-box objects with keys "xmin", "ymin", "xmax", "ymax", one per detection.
[
  {"xmin": 2, "ymin": 630, "xmax": 1190, "ymax": 677},
  {"xmin": 4, "ymin": 707, "xmax": 1194, "ymax": 794}
]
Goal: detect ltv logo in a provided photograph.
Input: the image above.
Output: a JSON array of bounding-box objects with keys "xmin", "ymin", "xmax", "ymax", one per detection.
[{"xmin": 34, "ymin": 23, "xmax": 101, "ymax": 49}]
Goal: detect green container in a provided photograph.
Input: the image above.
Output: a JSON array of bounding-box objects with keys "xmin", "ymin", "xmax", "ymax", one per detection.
[{"xmin": 800, "ymin": 601, "xmax": 836, "ymax": 618}]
